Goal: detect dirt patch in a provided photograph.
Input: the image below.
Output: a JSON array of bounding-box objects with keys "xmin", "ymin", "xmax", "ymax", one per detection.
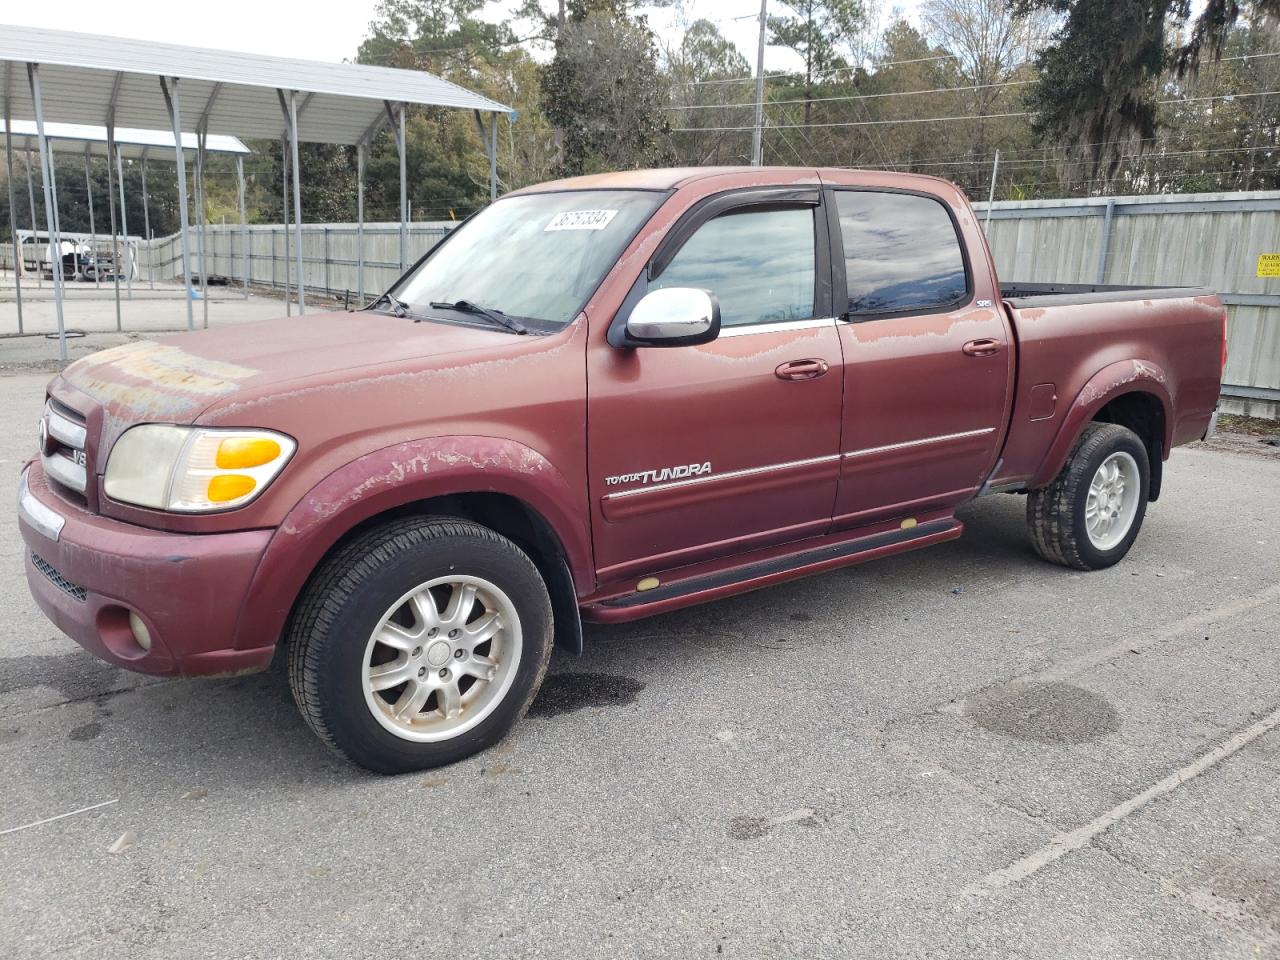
[
  {"xmin": 526, "ymin": 672, "xmax": 645, "ymax": 717},
  {"xmin": 727, "ymin": 808, "xmax": 821, "ymax": 841},
  {"xmin": 1217, "ymin": 414, "xmax": 1280, "ymax": 438},
  {"xmin": 963, "ymin": 680, "xmax": 1121, "ymax": 745},
  {"xmin": 68, "ymin": 721, "xmax": 102, "ymax": 741},
  {"xmin": 1189, "ymin": 419, "xmax": 1280, "ymax": 462},
  {"xmin": 1206, "ymin": 857, "xmax": 1280, "ymax": 933}
]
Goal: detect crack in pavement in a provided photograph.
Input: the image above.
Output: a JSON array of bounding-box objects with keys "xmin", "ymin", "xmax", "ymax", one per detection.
[{"xmin": 965, "ymin": 701, "xmax": 1280, "ymax": 898}]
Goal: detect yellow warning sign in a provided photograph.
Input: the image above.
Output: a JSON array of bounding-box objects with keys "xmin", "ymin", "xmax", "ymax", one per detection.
[{"xmin": 1258, "ymin": 253, "xmax": 1280, "ymax": 277}]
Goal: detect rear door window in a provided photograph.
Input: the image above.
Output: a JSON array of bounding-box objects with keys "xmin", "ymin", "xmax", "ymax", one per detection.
[
  {"xmin": 653, "ymin": 207, "xmax": 816, "ymax": 328},
  {"xmin": 834, "ymin": 191, "xmax": 968, "ymax": 317}
]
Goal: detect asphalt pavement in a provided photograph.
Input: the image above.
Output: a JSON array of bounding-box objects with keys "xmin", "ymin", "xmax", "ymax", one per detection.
[{"xmin": 0, "ymin": 361, "xmax": 1278, "ymax": 960}]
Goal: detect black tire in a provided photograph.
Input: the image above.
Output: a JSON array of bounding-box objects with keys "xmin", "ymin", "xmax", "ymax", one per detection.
[
  {"xmin": 1026, "ymin": 422, "xmax": 1150, "ymax": 571},
  {"xmin": 286, "ymin": 517, "xmax": 554, "ymax": 774}
]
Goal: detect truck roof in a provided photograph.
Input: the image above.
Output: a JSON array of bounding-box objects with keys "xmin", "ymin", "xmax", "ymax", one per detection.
[{"xmin": 511, "ymin": 166, "xmax": 960, "ymax": 195}]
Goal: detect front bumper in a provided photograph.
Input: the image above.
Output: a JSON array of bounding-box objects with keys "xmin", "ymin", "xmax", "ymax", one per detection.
[{"xmin": 18, "ymin": 463, "xmax": 276, "ymax": 677}]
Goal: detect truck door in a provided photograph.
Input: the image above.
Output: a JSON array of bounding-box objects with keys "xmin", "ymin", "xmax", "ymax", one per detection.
[
  {"xmin": 825, "ymin": 186, "xmax": 1013, "ymax": 529},
  {"xmin": 586, "ymin": 189, "xmax": 844, "ymax": 585}
]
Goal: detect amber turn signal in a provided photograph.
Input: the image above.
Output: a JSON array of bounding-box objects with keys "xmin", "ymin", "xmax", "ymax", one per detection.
[
  {"xmin": 216, "ymin": 437, "xmax": 282, "ymax": 469},
  {"xmin": 207, "ymin": 474, "xmax": 257, "ymax": 502}
]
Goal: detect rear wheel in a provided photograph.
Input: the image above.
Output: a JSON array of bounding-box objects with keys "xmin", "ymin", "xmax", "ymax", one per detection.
[
  {"xmin": 1027, "ymin": 422, "xmax": 1150, "ymax": 570},
  {"xmin": 287, "ymin": 517, "xmax": 553, "ymax": 773}
]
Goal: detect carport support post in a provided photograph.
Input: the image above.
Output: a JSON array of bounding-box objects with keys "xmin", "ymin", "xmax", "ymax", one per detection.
[
  {"xmin": 105, "ymin": 125, "xmax": 123, "ymax": 331},
  {"xmin": 115, "ymin": 144, "xmax": 133, "ymax": 302},
  {"xmin": 356, "ymin": 141, "xmax": 365, "ymax": 305},
  {"xmin": 140, "ymin": 152, "xmax": 154, "ymax": 289},
  {"xmin": 24, "ymin": 151, "xmax": 41, "ymax": 290},
  {"xmin": 3, "ymin": 85, "xmax": 24, "ymax": 334},
  {"xmin": 83, "ymin": 148, "xmax": 100, "ymax": 288},
  {"xmin": 160, "ymin": 76, "xmax": 195, "ymax": 331},
  {"xmin": 473, "ymin": 110, "xmax": 498, "ymax": 203},
  {"xmin": 195, "ymin": 130, "xmax": 209, "ymax": 328},
  {"xmin": 488, "ymin": 115, "xmax": 498, "ymax": 202},
  {"xmin": 236, "ymin": 154, "xmax": 248, "ymax": 299},
  {"xmin": 287, "ymin": 90, "xmax": 305, "ymax": 314},
  {"xmin": 396, "ymin": 103, "xmax": 407, "ymax": 272},
  {"xmin": 26, "ymin": 63, "xmax": 67, "ymax": 360},
  {"xmin": 281, "ymin": 138, "xmax": 291, "ymax": 316}
]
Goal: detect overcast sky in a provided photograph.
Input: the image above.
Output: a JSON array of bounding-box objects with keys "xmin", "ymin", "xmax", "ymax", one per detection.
[{"xmin": 5, "ymin": 0, "xmax": 923, "ymax": 77}]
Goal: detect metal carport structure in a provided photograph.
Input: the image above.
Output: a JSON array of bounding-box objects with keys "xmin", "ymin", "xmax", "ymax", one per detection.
[
  {"xmin": 1, "ymin": 24, "xmax": 513, "ymax": 358},
  {"xmin": 2, "ymin": 119, "xmax": 251, "ymax": 335}
]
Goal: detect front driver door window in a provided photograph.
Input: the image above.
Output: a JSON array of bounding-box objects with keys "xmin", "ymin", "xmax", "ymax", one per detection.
[{"xmin": 652, "ymin": 207, "xmax": 817, "ymax": 327}]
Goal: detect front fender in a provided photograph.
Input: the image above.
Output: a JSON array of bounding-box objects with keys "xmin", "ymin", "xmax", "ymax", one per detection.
[
  {"xmin": 230, "ymin": 435, "xmax": 591, "ymax": 652},
  {"xmin": 1031, "ymin": 359, "xmax": 1174, "ymax": 488}
]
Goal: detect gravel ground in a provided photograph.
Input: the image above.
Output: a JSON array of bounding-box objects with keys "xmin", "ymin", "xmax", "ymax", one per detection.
[{"xmin": 0, "ymin": 363, "xmax": 1277, "ymax": 960}]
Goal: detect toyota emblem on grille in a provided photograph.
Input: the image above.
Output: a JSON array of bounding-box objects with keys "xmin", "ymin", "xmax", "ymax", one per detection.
[{"xmin": 38, "ymin": 416, "xmax": 52, "ymax": 455}]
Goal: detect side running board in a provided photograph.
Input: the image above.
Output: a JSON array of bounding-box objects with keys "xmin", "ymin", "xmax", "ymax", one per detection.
[{"xmin": 599, "ymin": 518, "xmax": 961, "ymax": 610}]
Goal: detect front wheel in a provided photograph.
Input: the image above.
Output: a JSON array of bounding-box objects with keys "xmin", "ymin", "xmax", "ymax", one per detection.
[
  {"xmin": 287, "ymin": 517, "xmax": 554, "ymax": 773},
  {"xmin": 1027, "ymin": 422, "xmax": 1150, "ymax": 570}
]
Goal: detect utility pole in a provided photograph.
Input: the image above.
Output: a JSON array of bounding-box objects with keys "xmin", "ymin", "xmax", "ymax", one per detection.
[
  {"xmin": 984, "ymin": 150, "xmax": 1000, "ymax": 229},
  {"xmin": 751, "ymin": 0, "xmax": 768, "ymax": 166}
]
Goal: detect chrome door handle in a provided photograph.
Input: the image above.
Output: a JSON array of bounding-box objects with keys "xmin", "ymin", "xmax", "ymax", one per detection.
[{"xmin": 775, "ymin": 359, "xmax": 829, "ymax": 381}]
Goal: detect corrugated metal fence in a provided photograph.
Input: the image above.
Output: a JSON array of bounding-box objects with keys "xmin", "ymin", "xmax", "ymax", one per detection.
[
  {"xmin": 135, "ymin": 221, "xmax": 457, "ymax": 302},
  {"xmin": 974, "ymin": 191, "xmax": 1280, "ymax": 413}
]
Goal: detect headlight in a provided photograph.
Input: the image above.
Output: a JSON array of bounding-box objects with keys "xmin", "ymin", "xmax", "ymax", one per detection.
[{"xmin": 103, "ymin": 425, "xmax": 296, "ymax": 512}]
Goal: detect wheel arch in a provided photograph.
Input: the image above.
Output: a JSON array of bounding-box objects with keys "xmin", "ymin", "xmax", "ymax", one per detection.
[
  {"xmin": 1031, "ymin": 360, "xmax": 1173, "ymax": 494},
  {"xmin": 1090, "ymin": 390, "xmax": 1167, "ymax": 501},
  {"xmin": 234, "ymin": 436, "xmax": 590, "ymax": 658}
]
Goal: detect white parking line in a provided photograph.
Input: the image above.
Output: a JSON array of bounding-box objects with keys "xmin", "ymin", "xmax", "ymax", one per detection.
[
  {"xmin": 0, "ymin": 798, "xmax": 118, "ymax": 837},
  {"xmin": 971, "ymin": 704, "xmax": 1280, "ymax": 894}
]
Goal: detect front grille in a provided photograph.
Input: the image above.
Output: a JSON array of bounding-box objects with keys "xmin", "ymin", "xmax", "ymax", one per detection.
[
  {"xmin": 31, "ymin": 553, "xmax": 88, "ymax": 602},
  {"xmin": 41, "ymin": 399, "xmax": 89, "ymax": 503}
]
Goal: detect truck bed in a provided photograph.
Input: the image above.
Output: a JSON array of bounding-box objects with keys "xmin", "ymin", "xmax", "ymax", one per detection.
[
  {"xmin": 1001, "ymin": 282, "xmax": 1214, "ymax": 308},
  {"xmin": 991, "ymin": 284, "xmax": 1224, "ymax": 490}
]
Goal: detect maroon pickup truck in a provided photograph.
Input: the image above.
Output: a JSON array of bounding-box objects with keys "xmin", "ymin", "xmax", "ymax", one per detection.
[{"xmin": 18, "ymin": 167, "xmax": 1225, "ymax": 772}]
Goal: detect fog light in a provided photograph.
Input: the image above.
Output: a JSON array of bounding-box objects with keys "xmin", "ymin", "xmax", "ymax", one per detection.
[{"xmin": 128, "ymin": 611, "xmax": 152, "ymax": 652}]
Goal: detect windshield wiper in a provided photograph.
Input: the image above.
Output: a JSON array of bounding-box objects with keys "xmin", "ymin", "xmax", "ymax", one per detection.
[
  {"xmin": 368, "ymin": 292, "xmax": 412, "ymax": 318},
  {"xmin": 429, "ymin": 299, "xmax": 528, "ymax": 335}
]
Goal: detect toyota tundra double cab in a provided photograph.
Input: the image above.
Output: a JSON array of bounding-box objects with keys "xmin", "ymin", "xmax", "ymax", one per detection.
[{"xmin": 18, "ymin": 167, "xmax": 1225, "ymax": 773}]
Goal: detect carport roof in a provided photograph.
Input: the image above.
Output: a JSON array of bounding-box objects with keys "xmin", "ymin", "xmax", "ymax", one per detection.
[
  {"xmin": 0, "ymin": 119, "xmax": 249, "ymax": 159},
  {"xmin": 0, "ymin": 25, "xmax": 512, "ymax": 146}
]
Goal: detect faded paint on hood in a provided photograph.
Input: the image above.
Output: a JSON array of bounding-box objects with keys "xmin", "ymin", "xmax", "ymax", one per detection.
[{"xmin": 58, "ymin": 310, "xmax": 523, "ymax": 447}]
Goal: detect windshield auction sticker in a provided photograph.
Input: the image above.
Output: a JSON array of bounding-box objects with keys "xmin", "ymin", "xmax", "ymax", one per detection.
[{"xmin": 545, "ymin": 210, "xmax": 619, "ymax": 231}]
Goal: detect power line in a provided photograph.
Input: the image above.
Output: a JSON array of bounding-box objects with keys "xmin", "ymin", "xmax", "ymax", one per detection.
[
  {"xmin": 665, "ymin": 79, "xmax": 1034, "ymax": 112},
  {"xmin": 846, "ymin": 127, "xmax": 1262, "ymax": 167},
  {"xmin": 673, "ymin": 89, "xmax": 1280, "ymax": 134},
  {"xmin": 856, "ymin": 143, "xmax": 1276, "ymax": 172},
  {"xmin": 1164, "ymin": 88, "xmax": 1280, "ymax": 104},
  {"xmin": 674, "ymin": 111, "xmax": 1033, "ymax": 132},
  {"xmin": 678, "ymin": 53, "xmax": 957, "ymax": 87},
  {"xmin": 676, "ymin": 47, "xmax": 1280, "ymax": 89}
]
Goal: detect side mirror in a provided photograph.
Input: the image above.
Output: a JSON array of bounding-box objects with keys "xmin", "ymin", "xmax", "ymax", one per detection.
[{"xmin": 625, "ymin": 287, "xmax": 721, "ymax": 347}]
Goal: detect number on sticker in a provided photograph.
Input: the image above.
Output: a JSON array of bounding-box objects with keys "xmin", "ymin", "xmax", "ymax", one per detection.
[{"xmin": 544, "ymin": 210, "xmax": 619, "ymax": 231}]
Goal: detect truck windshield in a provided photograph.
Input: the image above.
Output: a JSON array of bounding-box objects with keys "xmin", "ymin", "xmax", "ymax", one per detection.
[{"xmin": 390, "ymin": 189, "xmax": 664, "ymax": 330}]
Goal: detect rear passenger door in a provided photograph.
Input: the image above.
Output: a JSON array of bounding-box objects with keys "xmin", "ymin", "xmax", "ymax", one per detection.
[{"xmin": 827, "ymin": 186, "xmax": 1014, "ymax": 529}]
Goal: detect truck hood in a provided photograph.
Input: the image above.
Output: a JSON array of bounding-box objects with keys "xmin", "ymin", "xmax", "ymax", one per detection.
[{"xmin": 56, "ymin": 310, "xmax": 524, "ymax": 445}]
